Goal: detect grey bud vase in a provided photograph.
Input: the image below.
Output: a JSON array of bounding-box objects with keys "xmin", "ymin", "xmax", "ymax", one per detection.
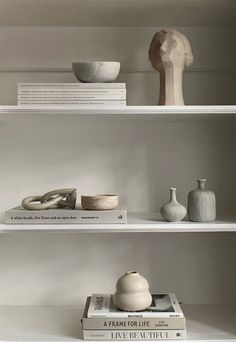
[
  {"xmin": 160, "ymin": 188, "xmax": 187, "ymax": 222},
  {"xmin": 188, "ymin": 179, "xmax": 216, "ymax": 222}
]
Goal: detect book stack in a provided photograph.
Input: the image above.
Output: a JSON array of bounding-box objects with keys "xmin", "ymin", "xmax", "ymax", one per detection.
[
  {"xmin": 4, "ymin": 206, "xmax": 127, "ymax": 224},
  {"xmin": 17, "ymin": 83, "xmax": 126, "ymax": 107},
  {"xmin": 82, "ymin": 294, "xmax": 186, "ymax": 340}
]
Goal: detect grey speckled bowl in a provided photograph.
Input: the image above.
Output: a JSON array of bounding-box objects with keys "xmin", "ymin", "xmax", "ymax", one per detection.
[{"xmin": 72, "ymin": 61, "xmax": 120, "ymax": 83}]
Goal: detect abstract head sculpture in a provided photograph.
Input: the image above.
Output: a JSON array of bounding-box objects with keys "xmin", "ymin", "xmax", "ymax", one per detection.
[{"xmin": 149, "ymin": 29, "xmax": 193, "ymax": 105}]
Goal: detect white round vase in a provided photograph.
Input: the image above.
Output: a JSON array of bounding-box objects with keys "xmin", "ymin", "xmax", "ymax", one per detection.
[{"xmin": 113, "ymin": 271, "xmax": 152, "ymax": 311}]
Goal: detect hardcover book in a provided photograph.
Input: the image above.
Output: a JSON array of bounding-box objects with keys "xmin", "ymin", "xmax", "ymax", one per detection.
[
  {"xmin": 18, "ymin": 83, "xmax": 126, "ymax": 89},
  {"xmin": 18, "ymin": 94, "xmax": 126, "ymax": 100},
  {"xmin": 87, "ymin": 293, "xmax": 184, "ymax": 318},
  {"xmin": 18, "ymin": 89, "xmax": 126, "ymax": 95},
  {"xmin": 82, "ymin": 297, "xmax": 186, "ymax": 330},
  {"xmin": 17, "ymin": 101, "xmax": 126, "ymax": 106},
  {"xmin": 4, "ymin": 206, "xmax": 127, "ymax": 224},
  {"xmin": 83, "ymin": 329, "xmax": 186, "ymax": 340}
]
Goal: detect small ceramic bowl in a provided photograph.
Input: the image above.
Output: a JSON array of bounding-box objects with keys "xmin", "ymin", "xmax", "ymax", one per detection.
[
  {"xmin": 81, "ymin": 194, "xmax": 118, "ymax": 210},
  {"xmin": 72, "ymin": 61, "xmax": 120, "ymax": 83}
]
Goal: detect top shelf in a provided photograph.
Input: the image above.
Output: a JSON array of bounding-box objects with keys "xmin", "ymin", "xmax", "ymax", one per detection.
[
  {"xmin": 0, "ymin": 106, "xmax": 236, "ymax": 122},
  {"xmin": 0, "ymin": 0, "xmax": 234, "ymax": 27}
]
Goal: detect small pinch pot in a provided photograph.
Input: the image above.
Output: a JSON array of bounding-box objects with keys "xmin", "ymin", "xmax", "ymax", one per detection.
[
  {"xmin": 81, "ymin": 194, "xmax": 118, "ymax": 210},
  {"xmin": 72, "ymin": 61, "xmax": 120, "ymax": 83},
  {"xmin": 113, "ymin": 271, "xmax": 152, "ymax": 311}
]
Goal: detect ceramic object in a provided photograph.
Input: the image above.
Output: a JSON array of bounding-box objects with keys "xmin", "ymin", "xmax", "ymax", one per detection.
[
  {"xmin": 22, "ymin": 188, "xmax": 77, "ymax": 210},
  {"xmin": 72, "ymin": 62, "xmax": 120, "ymax": 83},
  {"xmin": 41, "ymin": 188, "xmax": 77, "ymax": 209},
  {"xmin": 149, "ymin": 30, "xmax": 193, "ymax": 105},
  {"xmin": 188, "ymin": 179, "xmax": 216, "ymax": 222},
  {"xmin": 160, "ymin": 188, "xmax": 187, "ymax": 222},
  {"xmin": 81, "ymin": 194, "xmax": 118, "ymax": 210},
  {"xmin": 22, "ymin": 194, "xmax": 64, "ymax": 210},
  {"xmin": 113, "ymin": 271, "xmax": 152, "ymax": 311}
]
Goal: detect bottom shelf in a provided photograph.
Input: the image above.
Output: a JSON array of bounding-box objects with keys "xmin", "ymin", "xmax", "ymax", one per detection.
[{"xmin": 0, "ymin": 304, "xmax": 235, "ymax": 341}]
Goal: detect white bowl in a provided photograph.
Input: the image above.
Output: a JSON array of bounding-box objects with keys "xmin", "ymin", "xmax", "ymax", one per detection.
[{"xmin": 72, "ymin": 61, "xmax": 120, "ymax": 83}]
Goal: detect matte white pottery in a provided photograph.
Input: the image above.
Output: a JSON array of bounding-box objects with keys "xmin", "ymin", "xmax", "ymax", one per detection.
[
  {"xmin": 188, "ymin": 179, "xmax": 216, "ymax": 222},
  {"xmin": 72, "ymin": 61, "xmax": 120, "ymax": 82},
  {"xmin": 81, "ymin": 194, "xmax": 118, "ymax": 210},
  {"xmin": 113, "ymin": 271, "xmax": 152, "ymax": 311},
  {"xmin": 160, "ymin": 188, "xmax": 187, "ymax": 222}
]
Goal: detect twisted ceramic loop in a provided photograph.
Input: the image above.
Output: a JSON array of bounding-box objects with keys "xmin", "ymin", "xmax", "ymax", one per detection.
[
  {"xmin": 22, "ymin": 188, "xmax": 77, "ymax": 210},
  {"xmin": 22, "ymin": 195, "xmax": 64, "ymax": 210},
  {"xmin": 42, "ymin": 188, "xmax": 77, "ymax": 209}
]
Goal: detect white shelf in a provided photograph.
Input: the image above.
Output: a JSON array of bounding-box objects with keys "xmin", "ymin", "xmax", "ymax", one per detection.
[
  {"xmin": 0, "ymin": 106, "xmax": 236, "ymax": 122},
  {"xmin": 1, "ymin": 213, "xmax": 236, "ymax": 233},
  {"xmin": 0, "ymin": 105, "xmax": 236, "ymax": 115},
  {"xmin": 0, "ymin": 304, "xmax": 235, "ymax": 341}
]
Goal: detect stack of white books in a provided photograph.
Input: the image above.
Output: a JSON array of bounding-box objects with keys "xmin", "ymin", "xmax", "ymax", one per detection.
[
  {"xmin": 17, "ymin": 83, "xmax": 127, "ymax": 107},
  {"xmin": 82, "ymin": 293, "xmax": 186, "ymax": 340}
]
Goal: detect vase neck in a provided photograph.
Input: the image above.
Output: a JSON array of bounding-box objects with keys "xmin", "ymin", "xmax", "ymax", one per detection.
[
  {"xmin": 170, "ymin": 188, "xmax": 177, "ymax": 202},
  {"xmin": 197, "ymin": 179, "xmax": 206, "ymax": 190},
  {"xmin": 126, "ymin": 271, "xmax": 138, "ymax": 276}
]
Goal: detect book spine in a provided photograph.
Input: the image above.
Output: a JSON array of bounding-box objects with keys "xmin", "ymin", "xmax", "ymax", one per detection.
[
  {"xmin": 83, "ymin": 329, "xmax": 186, "ymax": 340},
  {"xmin": 17, "ymin": 101, "xmax": 126, "ymax": 106},
  {"xmin": 4, "ymin": 209, "xmax": 127, "ymax": 224},
  {"xmin": 18, "ymin": 90, "xmax": 126, "ymax": 95},
  {"xmin": 18, "ymin": 83, "xmax": 126, "ymax": 89},
  {"xmin": 18, "ymin": 94, "xmax": 126, "ymax": 100},
  {"xmin": 88, "ymin": 312, "xmax": 183, "ymax": 318},
  {"xmin": 82, "ymin": 317, "xmax": 186, "ymax": 330}
]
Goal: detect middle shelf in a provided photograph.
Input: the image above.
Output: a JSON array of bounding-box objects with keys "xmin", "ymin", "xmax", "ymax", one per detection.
[
  {"xmin": 1, "ymin": 213, "xmax": 236, "ymax": 233},
  {"xmin": 0, "ymin": 105, "xmax": 236, "ymax": 122}
]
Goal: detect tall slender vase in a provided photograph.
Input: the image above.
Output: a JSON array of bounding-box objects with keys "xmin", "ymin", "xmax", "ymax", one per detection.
[
  {"xmin": 188, "ymin": 179, "xmax": 216, "ymax": 222},
  {"xmin": 160, "ymin": 188, "xmax": 187, "ymax": 222}
]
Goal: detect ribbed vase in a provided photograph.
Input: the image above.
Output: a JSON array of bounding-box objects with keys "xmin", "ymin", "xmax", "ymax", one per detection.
[
  {"xmin": 188, "ymin": 179, "xmax": 216, "ymax": 222},
  {"xmin": 160, "ymin": 188, "xmax": 187, "ymax": 222}
]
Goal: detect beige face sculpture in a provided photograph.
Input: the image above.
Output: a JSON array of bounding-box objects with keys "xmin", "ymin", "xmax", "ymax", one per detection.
[{"xmin": 149, "ymin": 30, "xmax": 193, "ymax": 105}]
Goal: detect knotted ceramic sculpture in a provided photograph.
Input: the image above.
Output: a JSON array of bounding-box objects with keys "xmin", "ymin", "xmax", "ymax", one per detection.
[
  {"xmin": 188, "ymin": 179, "xmax": 216, "ymax": 222},
  {"xmin": 149, "ymin": 29, "xmax": 193, "ymax": 105},
  {"xmin": 113, "ymin": 271, "xmax": 152, "ymax": 311},
  {"xmin": 22, "ymin": 188, "xmax": 77, "ymax": 210},
  {"xmin": 160, "ymin": 188, "xmax": 187, "ymax": 222}
]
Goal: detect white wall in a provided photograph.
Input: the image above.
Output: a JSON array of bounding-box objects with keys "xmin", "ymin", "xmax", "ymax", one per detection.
[
  {"xmin": 0, "ymin": 24, "xmax": 236, "ymax": 305},
  {"xmin": 0, "ymin": 232, "xmax": 235, "ymax": 305}
]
